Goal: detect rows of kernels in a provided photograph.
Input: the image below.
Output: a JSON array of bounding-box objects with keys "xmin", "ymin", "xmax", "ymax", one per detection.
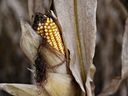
[
  {"xmin": 37, "ymin": 22, "xmax": 44, "ymax": 36},
  {"xmin": 54, "ymin": 30, "xmax": 64, "ymax": 54},
  {"xmin": 50, "ymin": 22, "xmax": 64, "ymax": 54},
  {"xmin": 36, "ymin": 17, "xmax": 64, "ymax": 54}
]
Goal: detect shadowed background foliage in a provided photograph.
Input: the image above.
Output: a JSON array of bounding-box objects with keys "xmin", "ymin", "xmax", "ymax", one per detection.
[{"xmin": 0, "ymin": 0, "xmax": 127, "ymax": 96}]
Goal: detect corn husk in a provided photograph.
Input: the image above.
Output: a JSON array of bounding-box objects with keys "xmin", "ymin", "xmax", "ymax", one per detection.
[
  {"xmin": 20, "ymin": 20, "xmax": 41, "ymax": 64},
  {"xmin": 38, "ymin": 72, "xmax": 79, "ymax": 96},
  {"xmin": 39, "ymin": 45, "xmax": 65, "ymax": 68}
]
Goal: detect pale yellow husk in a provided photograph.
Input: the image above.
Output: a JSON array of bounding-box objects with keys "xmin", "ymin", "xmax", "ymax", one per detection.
[
  {"xmin": 38, "ymin": 73, "xmax": 80, "ymax": 96},
  {"xmin": 20, "ymin": 20, "xmax": 41, "ymax": 64}
]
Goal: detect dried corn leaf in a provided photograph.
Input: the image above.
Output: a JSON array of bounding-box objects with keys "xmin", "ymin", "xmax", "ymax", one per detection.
[
  {"xmin": 0, "ymin": 84, "xmax": 37, "ymax": 96},
  {"xmin": 54, "ymin": 0, "xmax": 97, "ymax": 95}
]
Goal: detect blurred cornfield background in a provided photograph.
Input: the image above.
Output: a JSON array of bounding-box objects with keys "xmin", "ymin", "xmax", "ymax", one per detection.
[{"xmin": 0, "ymin": 0, "xmax": 127, "ymax": 96}]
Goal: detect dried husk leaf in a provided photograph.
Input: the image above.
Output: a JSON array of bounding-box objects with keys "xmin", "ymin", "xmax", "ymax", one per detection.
[
  {"xmin": 54, "ymin": 0, "xmax": 97, "ymax": 95},
  {"xmin": 39, "ymin": 45, "xmax": 65, "ymax": 68},
  {"xmin": 20, "ymin": 20, "xmax": 41, "ymax": 64},
  {"xmin": 0, "ymin": 84, "xmax": 37, "ymax": 96},
  {"xmin": 54, "ymin": 0, "xmax": 85, "ymax": 92}
]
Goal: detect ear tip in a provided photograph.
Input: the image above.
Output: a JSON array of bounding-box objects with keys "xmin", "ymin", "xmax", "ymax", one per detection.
[{"xmin": 50, "ymin": 10, "xmax": 57, "ymax": 19}]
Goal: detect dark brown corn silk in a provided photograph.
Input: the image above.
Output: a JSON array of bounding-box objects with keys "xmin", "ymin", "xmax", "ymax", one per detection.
[
  {"xmin": 34, "ymin": 53, "xmax": 47, "ymax": 83},
  {"xmin": 32, "ymin": 12, "xmax": 66, "ymax": 83}
]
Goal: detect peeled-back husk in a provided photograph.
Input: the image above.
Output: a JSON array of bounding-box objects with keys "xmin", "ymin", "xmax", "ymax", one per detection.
[{"xmin": 20, "ymin": 21, "xmax": 41, "ymax": 64}]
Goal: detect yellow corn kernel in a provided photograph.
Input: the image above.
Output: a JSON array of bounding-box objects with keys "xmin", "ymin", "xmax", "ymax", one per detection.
[
  {"xmin": 38, "ymin": 23, "xmax": 42, "ymax": 26},
  {"xmin": 40, "ymin": 26, "xmax": 43, "ymax": 29},
  {"xmin": 36, "ymin": 17, "xmax": 65, "ymax": 54}
]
